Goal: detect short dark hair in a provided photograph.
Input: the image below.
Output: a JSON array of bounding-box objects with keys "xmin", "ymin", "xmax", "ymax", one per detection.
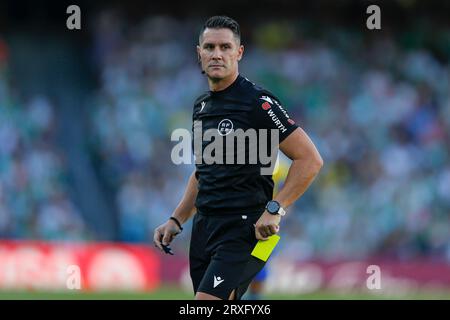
[{"xmin": 199, "ymin": 16, "xmax": 241, "ymax": 43}]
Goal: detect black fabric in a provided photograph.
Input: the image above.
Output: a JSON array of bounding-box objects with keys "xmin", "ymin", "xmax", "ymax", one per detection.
[
  {"xmin": 192, "ymin": 74, "xmax": 298, "ymax": 215},
  {"xmin": 189, "ymin": 211, "xmax": 266, "ymax": 300}
]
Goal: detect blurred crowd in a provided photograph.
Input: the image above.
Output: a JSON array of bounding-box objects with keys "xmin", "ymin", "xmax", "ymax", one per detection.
[
  {"xmin": 0, "ymin": 37, "xmax": 89, "ymax": 240},
  {"xmin": 1, "ymin": 12, "xmax": 449, "ymax": 261}
]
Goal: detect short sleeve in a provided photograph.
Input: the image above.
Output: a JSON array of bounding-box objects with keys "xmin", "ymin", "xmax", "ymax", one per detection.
[{"xmin": 253, "ymin": 93, "xmax": 299, "ymax": 143}]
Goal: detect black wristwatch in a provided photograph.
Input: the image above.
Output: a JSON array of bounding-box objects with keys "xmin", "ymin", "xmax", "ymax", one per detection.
[{"xmin": 266, "ymin": 200, "xmax": 286, "ymax": 216}]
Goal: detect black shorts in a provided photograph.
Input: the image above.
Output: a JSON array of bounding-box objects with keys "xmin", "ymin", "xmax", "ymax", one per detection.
[{"xmin": 189, "ymin": 211, "xmax": 266, "ymax": 300}]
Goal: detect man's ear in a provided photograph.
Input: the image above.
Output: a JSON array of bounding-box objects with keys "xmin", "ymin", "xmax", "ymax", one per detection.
[
  {"xmin": 196, "ymin": 45, "xmax": 201, "ymax": 62},
  {"xmin": 237, "ymin": 45, "xmax": 244, "ymax": 61}
]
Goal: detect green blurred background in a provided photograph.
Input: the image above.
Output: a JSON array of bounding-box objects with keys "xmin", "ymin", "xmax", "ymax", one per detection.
[{"xmin": 0, "ymin": 0, "xmax": 449, "ymax": 299}]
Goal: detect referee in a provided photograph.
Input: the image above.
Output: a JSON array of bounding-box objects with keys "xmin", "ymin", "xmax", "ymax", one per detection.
[{"xmin": 153, "ymin": 16, "xmax": 323, "ymax": 300}]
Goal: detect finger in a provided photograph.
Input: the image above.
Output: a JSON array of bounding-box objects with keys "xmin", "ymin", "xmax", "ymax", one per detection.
[
  {"xmin": 268, "ymin": 224, "xmax": 278, "ymax": 235},
  {"xmin": 257, "ymin": 226, "xmax": 270, "ymax": 240},
  {"xmin": 255, "ymin": 228, "xmax": 268, "ymax": 241},
  {"xmin": 262, "ymin": 225, "xmax": 272, "ymax": 238},
  {"xmin": 153, "ymin": 229, "xmax": 163, "ymax": 251},
  {"xmin": 162, "ymin": 230, "xmax": 173, "ymax": 246}
]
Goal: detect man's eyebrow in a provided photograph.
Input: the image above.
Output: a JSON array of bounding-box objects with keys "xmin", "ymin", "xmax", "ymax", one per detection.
[{"xmin": 202, "ymin": 41, "xmax": 233, "ymax": 46}]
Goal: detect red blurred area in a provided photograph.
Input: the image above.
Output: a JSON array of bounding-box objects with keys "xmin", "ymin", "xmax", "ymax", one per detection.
[{"xmin": 0, "ymin": 240, "xmax": 160, "ymax": 291}]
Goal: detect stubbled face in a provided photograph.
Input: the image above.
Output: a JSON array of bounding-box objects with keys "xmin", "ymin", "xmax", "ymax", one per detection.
[{"xmin": 197, "ymin": 28, "xmax": 244, "ymax": 82}]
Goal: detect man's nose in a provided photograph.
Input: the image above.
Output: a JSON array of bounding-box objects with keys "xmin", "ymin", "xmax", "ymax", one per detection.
[{"xmin": 211, "ymin": 47, "xmax": 222, "ymax": 60}]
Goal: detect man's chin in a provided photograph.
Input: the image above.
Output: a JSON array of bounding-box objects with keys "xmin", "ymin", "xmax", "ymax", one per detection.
[{"xmin": 207, "ymin": 73, "xmax": 225, "ymax": 82}]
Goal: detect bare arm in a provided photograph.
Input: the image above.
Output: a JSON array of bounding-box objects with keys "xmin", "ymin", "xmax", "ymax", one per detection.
[
  {"xmin": 171, "ymin": 170, "xmax": 199, "ymax": 224},
  {"xmin": 255, "ymin": 127, "xmax": 323, "ymax": 240},
  {"xmin": 153, "ymin": 170, "xmax": 198, "ymax": 251},
  {"xmin": 274, "ymin": 127, "xmax": 323, "ymax": 209}
]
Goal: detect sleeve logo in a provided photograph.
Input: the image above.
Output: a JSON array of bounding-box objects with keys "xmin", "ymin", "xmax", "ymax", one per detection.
[{"xmin": 261, "ymin": 102, "xmax": 271, "ymax": 110}]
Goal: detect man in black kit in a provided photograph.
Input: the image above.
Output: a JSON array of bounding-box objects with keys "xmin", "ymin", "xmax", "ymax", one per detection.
[{"xmin": 153, "ymin": 16, "xmax": 323, "ymax": 300}]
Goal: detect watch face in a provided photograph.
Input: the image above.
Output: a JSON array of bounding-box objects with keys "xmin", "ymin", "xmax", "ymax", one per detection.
[{"xmin": 267, "ymin": 201, "xmax": 280, "ymax": 214}]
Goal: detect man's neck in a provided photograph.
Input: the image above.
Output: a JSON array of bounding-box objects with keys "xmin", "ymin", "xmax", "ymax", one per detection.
[{"xmin": 208, "ymin": 72, "xmax": 239, "ymax": 92}]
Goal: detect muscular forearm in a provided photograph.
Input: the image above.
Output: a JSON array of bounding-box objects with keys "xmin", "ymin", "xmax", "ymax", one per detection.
[
  {"xmin": 274, "ymin": 157, "xmax": 322, "ymax": 210},
  {"xmin": 172, "ymin": 171, "xmax": 198, "ymax": 224}
]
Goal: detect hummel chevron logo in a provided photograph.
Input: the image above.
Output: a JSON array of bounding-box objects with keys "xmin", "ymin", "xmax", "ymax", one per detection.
[
  {"xmin": 213, "ymin": 275, "xmax": 224, "ymax": 288},
  {"xmin": 259, "ymin": 96, "xmax": 273, "ymax": 104}
]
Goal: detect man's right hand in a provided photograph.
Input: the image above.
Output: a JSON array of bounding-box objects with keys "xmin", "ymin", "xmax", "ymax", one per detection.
[{"xmin": 153, "ymin": 219, "xmax": 182, "ymax": 253}]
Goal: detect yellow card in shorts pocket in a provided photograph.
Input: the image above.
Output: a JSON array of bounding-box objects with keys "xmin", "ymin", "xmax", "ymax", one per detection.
[{"xmin": 251, "ymin": 234, "xmax": 280, "ymax": 262}]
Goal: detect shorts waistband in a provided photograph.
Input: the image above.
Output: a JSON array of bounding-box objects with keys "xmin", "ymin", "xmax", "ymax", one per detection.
[{"xmin": 196, "ymin": 209, "xmax": 264, "ymax": 217}]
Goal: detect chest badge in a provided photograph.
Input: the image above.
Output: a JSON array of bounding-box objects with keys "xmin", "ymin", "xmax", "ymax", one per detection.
[{"xmin": 218, "ymin": 119, "xmax": 234, "ymax": 136}]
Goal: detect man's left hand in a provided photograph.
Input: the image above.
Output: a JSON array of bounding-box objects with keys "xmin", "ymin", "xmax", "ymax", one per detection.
[{"xmin": 255, "ymin": 211, "xmax": 281, "ymax": 240}]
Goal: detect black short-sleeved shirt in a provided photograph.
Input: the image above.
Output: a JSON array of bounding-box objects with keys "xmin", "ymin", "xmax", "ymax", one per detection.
[{"xmin": 192, "ymin": 74, "xmax": 298, "ymax": 215}]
